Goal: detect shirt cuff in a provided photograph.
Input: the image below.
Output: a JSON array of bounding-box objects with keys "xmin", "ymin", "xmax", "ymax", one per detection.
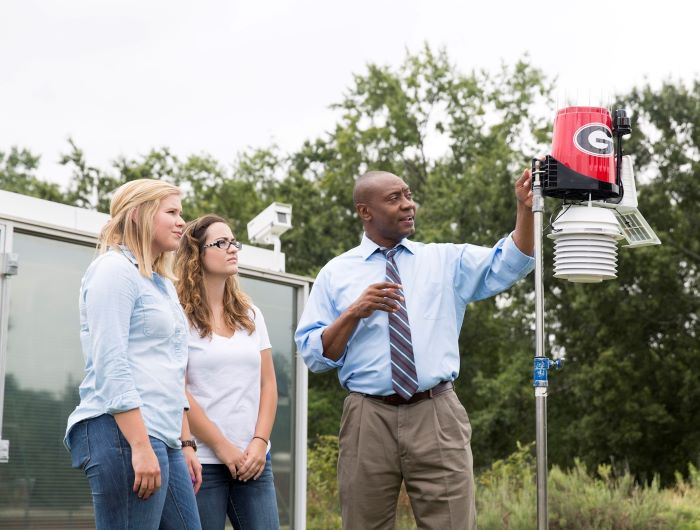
[
  {"xmin": 104, "ymin": 389, "xmax": 143, "ymax": 414},
  {"xmin": 309, "ymin": 327, "xmax": 346, "ymax": 370},
  {"xmin": 502, "ymin": 232, "xmax": 536, "ymax": 276}
]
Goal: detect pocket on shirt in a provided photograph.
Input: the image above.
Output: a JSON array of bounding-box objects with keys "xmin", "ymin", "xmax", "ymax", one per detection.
[
  {"xmin": 141, "ymin": 294, "xmax": 176, "ymax": 338},
  {"xmin": 422, "ymin": 281, "xmax": 446, "ymax": 320}
]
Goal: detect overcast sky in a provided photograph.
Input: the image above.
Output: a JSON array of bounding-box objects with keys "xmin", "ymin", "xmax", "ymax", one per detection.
[{"xmin": 1, "ymin": 0, "xmax": 696, "ymax": 187}]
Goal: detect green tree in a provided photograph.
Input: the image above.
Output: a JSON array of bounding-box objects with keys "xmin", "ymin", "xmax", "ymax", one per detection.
[
  {"xmin": 0, "ymin": 147, "xmax": 66, "ymax": 203},
  {"xmin": 60, "ymin": 139, "xmax": 118, "ymax": 212},
  {"xmin": 58, "ymin": 142, "xmax": 269, "ymax": 235}
]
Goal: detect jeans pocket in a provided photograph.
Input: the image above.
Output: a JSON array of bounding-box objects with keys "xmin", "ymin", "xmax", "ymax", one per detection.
[{"xmin": 68, "ymin": 421, "xmax": 91, "ymax": 470}]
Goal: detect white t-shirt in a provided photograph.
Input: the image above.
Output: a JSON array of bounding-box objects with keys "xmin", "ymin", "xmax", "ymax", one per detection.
[{"xmin": 186, "ymin": 305, "xmax": 272, "ymax": 464}]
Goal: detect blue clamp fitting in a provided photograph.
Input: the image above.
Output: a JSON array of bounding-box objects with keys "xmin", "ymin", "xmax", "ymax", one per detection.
[{"xmin": 533, "ymin": 357, "xmax": 563, "ymax": 387}]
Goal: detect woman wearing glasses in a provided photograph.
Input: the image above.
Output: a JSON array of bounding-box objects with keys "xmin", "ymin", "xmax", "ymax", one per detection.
[
  {"xmin": 65, "ymin": 179, "xmax": 202, "ymax": 529},
  {"xmin": 175, "ymin": 214, "xmax": 280, "ymax": 530}
]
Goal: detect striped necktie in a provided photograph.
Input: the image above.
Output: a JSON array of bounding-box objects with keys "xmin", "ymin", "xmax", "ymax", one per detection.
[{"xmin": 382, "ymin": 246, "xmax": 419, "ymax": 399}]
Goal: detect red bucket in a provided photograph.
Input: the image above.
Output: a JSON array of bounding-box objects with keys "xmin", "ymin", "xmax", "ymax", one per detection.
[{"xmin": 551, "ymin": 106, "xmax": 615, "ymax": 185}]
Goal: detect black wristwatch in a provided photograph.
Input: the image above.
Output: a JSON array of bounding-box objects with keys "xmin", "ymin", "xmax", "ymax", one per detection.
[{"xmin": 181, "ymin": 439, "xmax": 197, "ymax": 452}]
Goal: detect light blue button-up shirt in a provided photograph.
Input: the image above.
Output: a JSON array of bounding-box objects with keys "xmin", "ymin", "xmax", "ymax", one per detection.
[
  {"xmin": 295, "ymin": 233, "xmax": 535, "ymax": 395},
  {"xmin": 65, "ymin": 247, "xmax": 189, "ymax": 449}
]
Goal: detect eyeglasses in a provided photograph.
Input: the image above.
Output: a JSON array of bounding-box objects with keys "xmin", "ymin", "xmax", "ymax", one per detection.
[{"xmin": 202, "ymin": 239, "xmax": 243, "ymax": 251}]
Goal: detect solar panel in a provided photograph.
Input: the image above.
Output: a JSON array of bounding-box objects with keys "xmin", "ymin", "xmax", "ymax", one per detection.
[{"xmin": 613, "ymin": 209, "xmax": 661, "ymax": 247}]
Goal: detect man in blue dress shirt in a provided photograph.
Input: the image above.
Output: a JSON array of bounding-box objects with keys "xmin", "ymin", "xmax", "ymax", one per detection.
[{"xmin": 295, "ymin": 169, "xmax": 535, "ymax": 529}]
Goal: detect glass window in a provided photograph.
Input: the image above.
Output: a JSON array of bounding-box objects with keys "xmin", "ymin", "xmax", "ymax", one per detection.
[
  {"xmin": 239, "ymin": 276, "xmax": 297, "ymax": 529},
  {"xmin": 0, "ymin": 232, "xmax": 97, "ymax": 528}
]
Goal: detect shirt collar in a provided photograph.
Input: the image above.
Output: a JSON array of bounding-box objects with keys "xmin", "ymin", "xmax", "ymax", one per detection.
[
  {"xmin": 358, "ymin": 233, "xmax": 416, "ymax": 261},
  {"xmin": 116, "ymin": 245, "xmax": 139, "ymax": 267}
]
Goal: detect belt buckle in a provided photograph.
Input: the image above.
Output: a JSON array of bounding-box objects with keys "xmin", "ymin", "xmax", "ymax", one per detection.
[{"xmin": 389, "ymin": 394, "xmax": 405, "ymax": 406}]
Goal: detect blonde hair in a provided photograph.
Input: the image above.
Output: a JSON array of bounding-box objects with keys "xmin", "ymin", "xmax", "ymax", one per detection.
[
  {"xmin": 174, "ymin": 214, "xmax": 255, "ymax": 338},
  {"xmin": 99, "ymin": 178, "xmax": 182, "ymax": 279}
]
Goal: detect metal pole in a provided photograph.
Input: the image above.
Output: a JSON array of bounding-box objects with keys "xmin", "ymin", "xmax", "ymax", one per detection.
[
  {"xmin": 535, "ymin": 387, "xmax": 548, "ymax": 529},
  {"xmin": 531, "ymin": 159, "xmax": 548, "ymax": 530}
]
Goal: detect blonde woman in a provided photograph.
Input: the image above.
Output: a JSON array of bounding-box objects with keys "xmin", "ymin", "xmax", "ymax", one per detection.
[
  {"xmin": 175, "ymin": 214, "xmax": 279, "ymax": 530},
  {"xmin": 65, "ymin": 179, "xmax": 202, "ymax": 530}
]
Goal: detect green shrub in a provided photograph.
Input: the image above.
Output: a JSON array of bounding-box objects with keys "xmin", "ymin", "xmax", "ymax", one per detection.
[
  {"xmin": 477, "ymin": 443, "xmax": 700, "ymax": 530},
  {"xmin": 306, "ymin": 437, "xmax": 700, "ymax": 529},
  {"xmin": 307, "ymin": 435, "xmax": 342, "ymax": 530}
]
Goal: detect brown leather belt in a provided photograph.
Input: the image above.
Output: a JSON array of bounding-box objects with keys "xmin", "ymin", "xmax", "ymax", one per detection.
[{"xmin": 362, "ymin": 381, "xmax": 454, "ymax": 406}]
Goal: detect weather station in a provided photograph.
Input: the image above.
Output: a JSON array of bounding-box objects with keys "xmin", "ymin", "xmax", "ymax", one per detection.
[{"xmin": 530, "ymin": 106, "xmax": 661, "ymax": 529}]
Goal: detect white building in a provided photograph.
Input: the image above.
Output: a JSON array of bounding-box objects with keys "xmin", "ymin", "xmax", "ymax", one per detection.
[{"xmin": 0, "ymin": 190, "xmax": 310, "ymax": 529}]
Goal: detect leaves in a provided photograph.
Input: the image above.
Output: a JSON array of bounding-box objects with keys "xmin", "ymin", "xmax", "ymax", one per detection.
[{"xmin": 0, "ymin": 147, "xmax": 65, "ymax": 202}]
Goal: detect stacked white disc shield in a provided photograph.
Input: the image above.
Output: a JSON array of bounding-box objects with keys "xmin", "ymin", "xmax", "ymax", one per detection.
[{"xmin": 547, "ymin": 205, "xmax": 624, "ymax": 283}]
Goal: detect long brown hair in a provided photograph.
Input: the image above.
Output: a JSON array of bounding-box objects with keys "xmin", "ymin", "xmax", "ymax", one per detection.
[
  {"xmin": 99, "ymin": 179, "xmax": 181, "ymax": 279},
  {"xmin": 175, "ymin": 214, "xmax": 255, "ymax": 338}
]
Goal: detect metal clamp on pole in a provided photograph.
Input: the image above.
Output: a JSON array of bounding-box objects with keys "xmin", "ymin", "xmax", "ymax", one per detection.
[{"xmin": 533, "ymin": 357, "xmax": 563, "ymax": 389}]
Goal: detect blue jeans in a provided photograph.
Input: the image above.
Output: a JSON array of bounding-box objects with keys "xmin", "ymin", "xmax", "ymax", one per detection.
[
  {"xmin": 196, "ymin": 457, "xmax": 280, "ymax": 530},
  {"xmin": 68, "ymin": 414, "xmax": 201, "ymax": 530}
]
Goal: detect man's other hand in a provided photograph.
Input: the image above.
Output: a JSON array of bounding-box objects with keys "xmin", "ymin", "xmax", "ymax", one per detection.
[{"xmin": 348, "ymin": 282, "xmax": 403, "ymax": 319}]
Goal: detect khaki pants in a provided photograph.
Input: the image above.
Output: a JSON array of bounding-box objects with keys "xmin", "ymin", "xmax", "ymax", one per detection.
[{"xmin": 338, "ymin": 390, "xmax": 476, "ymax": 530}]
